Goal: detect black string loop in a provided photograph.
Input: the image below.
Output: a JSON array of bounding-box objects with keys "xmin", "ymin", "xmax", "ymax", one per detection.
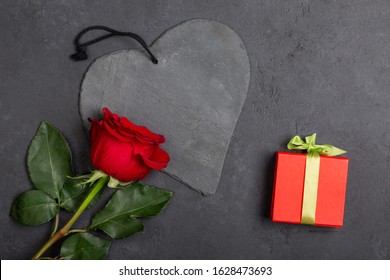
[{"xmin": 70, "ymin": 25, "xmax": 158, "ymax": 64}]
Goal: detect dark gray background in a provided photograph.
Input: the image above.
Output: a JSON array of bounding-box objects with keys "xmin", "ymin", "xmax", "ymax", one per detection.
[{"xmin": 1, "ymin": 0, "xmax": 389, "ymax": 259}]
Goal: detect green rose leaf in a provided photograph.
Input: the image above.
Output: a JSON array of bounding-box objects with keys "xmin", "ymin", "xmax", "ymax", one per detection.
[
  {"xmin": 27, "ymin": 121, "xmax": 73, "ymax": 199},
  {"xmin": 92, "ymin": 216, "xmax": 144, "ymax": 240},
  {"xmin": 90, "ymin": 183, "xmax": 172, "ymax": 239},
  {"xmin": 60, "ymin": 233, "xmax": 111, "ymax": 260},
  {"xmin": 60, "ymin": 179, "xmax": 105, "ymax": 212},
  {"xmin": 10, "ymin": 190, "xmax": 59, "ymax": 226}
]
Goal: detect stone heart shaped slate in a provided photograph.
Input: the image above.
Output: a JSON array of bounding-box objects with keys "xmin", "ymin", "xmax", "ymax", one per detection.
[{"xmin": 79, "ymin": 19, "xmax": 250, "ymax": 195}]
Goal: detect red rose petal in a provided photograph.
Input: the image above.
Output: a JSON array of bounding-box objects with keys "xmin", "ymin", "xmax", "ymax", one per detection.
[{"xmin": 142, "ymin": 146, "xmax": 170, "ymax": 170}]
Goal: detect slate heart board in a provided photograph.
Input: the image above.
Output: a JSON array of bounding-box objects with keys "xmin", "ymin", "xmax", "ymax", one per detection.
[{"xmin": 79, "ymin": 19, "xmax": 250, "ymax": 195}]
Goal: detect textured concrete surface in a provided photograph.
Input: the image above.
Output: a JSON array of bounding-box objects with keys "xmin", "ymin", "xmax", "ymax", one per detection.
[
  {"xmin": 1, "ymin": 0, "xmax": 389, "ymax": 259},
  {"xmin": 80, "ymin": 19, "xmax": 250, "ymax": 196}
]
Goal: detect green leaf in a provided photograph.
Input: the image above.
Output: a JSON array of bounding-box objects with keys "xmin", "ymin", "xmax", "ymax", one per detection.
[
  {"xmin": 27, "ymin": 121, "xmax": 73, "ymax": 199},
  {"xmin": 93, "ymin": 216, "xmax": 144, "ymax": 239},
  {"xmin": 90, "ymin": 183, "xmax": 172, "ymax": 239},
  {"xmin": 10, "ymin": 190, "xmax": 59, "ymax": 226},
  {"xmin": 60, "ymin": 178, "xmax": 105, "ymax": 212},
  {"xmin": 60, "ymin": 233, "xmax": 111, "ymax": 260}
]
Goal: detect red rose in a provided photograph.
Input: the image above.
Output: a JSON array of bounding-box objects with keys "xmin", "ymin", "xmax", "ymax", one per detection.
[{"xmin": 89, "ymin": 108, "xmax": 170, "ymax": 182}]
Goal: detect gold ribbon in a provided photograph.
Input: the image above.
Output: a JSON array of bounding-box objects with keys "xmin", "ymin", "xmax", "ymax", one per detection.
[{"xmin": 287, "ymin": 133, "xmax": 346, "ymax": 225}]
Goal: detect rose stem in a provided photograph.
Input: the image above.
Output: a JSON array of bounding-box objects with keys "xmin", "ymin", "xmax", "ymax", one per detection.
[
  {"xmin": 31, "ymin": 176, "xmax": 108, "ymax": 260},
  {"xmin": 50, "ymin": 212, "xmax": 60, "ymax": 236}
]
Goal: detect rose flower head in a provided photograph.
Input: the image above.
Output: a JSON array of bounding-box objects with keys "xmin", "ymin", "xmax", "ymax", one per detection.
[{"xmin": 89, "ymin": 108, "xmax": 170, "ymax": 184}]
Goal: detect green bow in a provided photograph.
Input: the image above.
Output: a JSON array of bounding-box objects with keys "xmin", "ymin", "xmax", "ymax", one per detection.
[{"xmin": 287, "ymin": 133, "xmax": 346, "ymax": 156}]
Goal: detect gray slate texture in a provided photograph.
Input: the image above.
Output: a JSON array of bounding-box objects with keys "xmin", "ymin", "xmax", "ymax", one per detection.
[
  {"xmin": 80, "ymin": 19, "xmax": 250, "ymax": 196},
  {"xmin": 1, "ymin": 0, "xmax": 389, "ymax": 259}
]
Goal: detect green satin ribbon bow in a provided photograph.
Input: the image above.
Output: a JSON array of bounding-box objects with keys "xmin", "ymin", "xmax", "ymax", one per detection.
[{"xmin": 287, "ymin": 133, "xmax": 346, "ymax": 225}]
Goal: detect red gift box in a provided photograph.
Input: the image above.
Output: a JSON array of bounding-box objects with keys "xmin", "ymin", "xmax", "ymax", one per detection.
[{"xmin": 271, "ymin": 137, "xmax": 349, "ymax": 228}]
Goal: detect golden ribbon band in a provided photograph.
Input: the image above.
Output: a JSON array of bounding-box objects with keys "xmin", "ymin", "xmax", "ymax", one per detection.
[
  {"xmin": 287, "ymin": 133, "xmax": 346, "ymax": 225},
  {"xmin": 301, "ymin": 154, "xmax": 320, "ymax": 225}
]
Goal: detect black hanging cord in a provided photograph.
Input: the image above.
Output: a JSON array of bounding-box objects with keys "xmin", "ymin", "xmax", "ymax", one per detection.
[{"xmin": 70, "ymin": 25, "xmax": 158, "ymax": 64}]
